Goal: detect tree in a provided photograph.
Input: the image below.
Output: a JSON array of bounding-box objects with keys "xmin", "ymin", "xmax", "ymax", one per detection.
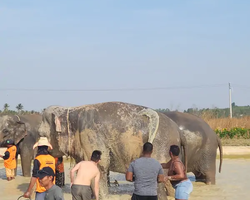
[
  {"xmin": 3, "ymin": 103, "xmax": 9, "ymax": 112},
  {"xmin": 16, "ymin": 103, "xmax": 24, "ymax": 113}
]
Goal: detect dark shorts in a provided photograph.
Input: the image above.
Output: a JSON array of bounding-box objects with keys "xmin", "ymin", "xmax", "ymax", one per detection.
[
  {"xmin": 131, "ymin": 193, "xmax": 157, "ymax": 200},
  {"xmin": 71, "ymin": 184, "xmax": 92, "ymax": 200}
]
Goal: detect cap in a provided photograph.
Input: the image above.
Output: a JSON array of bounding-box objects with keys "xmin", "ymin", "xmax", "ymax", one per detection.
[
  {"xmin": 37, "ymin": 167, "xmax": 55, "ymax": 179},
  {"xmin": 6, "ymin": 139, "xmax": 14, "ymax": 145}
]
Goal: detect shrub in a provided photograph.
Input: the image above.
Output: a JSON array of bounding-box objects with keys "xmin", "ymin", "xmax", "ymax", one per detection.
[{"xmin": 215, "ymin": 127, "xmax": 250, "ymax": 139}]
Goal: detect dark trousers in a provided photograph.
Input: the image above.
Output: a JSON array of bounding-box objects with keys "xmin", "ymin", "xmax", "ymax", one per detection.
[{"xmin": 131, "ymin": 193, "xmax": 158, "ymax": 200}]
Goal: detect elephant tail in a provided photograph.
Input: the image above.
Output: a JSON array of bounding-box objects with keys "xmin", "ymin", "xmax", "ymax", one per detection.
[{"xmin": 217, "ymin": 135, "xmax": 223, "ymax": 173}]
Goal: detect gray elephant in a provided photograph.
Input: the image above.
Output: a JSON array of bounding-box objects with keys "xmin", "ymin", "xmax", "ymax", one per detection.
[
  {"xmin": 162, "ymin": 111, "xmax": 223, "ymax": 185},
  {"xmin": 38, "ymin": 101, "xmax": 187, "ymax": 200},
  {"xmin": 0, "ymin": 114, "xmax": 42, "ymax": 177}
]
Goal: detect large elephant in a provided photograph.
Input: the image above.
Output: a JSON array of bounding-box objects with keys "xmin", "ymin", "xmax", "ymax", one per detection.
[
  {"xmin": 0, "ymin": 114, "xmax": 42, "ymax": 177},
  {"xmin": 163, "ymin": 111, "xmax": 223, "ymax": 185},
  {"xmin": 38, "ymin": 101, "xmax": 187, "ymax": 200}
]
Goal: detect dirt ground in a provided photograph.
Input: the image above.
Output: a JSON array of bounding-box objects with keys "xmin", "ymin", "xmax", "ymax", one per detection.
[
  {"xmin": 0, "ymin": 146, "xmax": 250, "ymax": 200},
  {"xmin": 0, "ymin": 158, "xmax": 249, "ymax": 200}
]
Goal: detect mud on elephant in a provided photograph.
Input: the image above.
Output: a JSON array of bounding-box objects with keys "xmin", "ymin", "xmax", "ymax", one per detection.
[
  {"xmin": 163, "ymin": 111, "xmax": 223, "ymax": 185},
  {"xmin": 38, "ymin": 101, "xmax": 187, "ymax": 200},
  {"xmin": 0, "ymin": 114, "xmax": 41, "ymax": 177}
]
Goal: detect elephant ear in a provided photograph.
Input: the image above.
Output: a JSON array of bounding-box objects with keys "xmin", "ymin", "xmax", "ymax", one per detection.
[{"xmin": 14, "ymin": 116, "xmax": 27, "ymax": 145}]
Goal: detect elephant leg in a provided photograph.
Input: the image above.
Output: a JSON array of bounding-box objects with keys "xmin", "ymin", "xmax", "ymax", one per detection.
[
  {"xmin": 204, "ymin": 170, "xmax": 215, "ymax": 185},
  {"xmin": 107, "ymin": 170, "xmax": 111, "ymax": 187},
  {"xmin": 14, "ymin": 154, "xmax": 18, "ymax": 177},
  {"xmin": 20, "ymin": 150, "xmax": 32, "ymax": 177},
  {"xmin": 164, "ymin": 180, "xmax": 175, "ymax": 197},
  {"xmin": 157, "ymin": 183, "xmax": 169, "ymax": 200}
]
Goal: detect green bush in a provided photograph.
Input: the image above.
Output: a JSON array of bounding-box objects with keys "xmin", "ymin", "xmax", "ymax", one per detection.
[{"xmin": 215, "ymin": 128, "xmax": 250, "ymax": 139}]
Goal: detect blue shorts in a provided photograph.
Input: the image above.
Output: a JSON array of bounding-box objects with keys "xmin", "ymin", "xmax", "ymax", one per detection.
[{"xmin": 174, "ymin": 179, "xmax": 193, "ymax": 199}]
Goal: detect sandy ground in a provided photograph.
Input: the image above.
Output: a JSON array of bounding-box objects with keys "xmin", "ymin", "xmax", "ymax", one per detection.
[
  {"xmin": 0, "ymin": 147, "xmax": 250, "ymax": 200},
  {"xmin": 0, "ymin": 158, "xmax": 250, "ymax": 200}
]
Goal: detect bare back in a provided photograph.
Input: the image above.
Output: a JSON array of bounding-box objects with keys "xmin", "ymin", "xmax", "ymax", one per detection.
[{"xmin": 73, "ymin": 161, "xmax": 100, "ymax": 186}]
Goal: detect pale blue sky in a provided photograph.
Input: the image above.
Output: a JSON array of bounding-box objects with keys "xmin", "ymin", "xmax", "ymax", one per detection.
[{"xmin": 1, "ymin": 0, "xmax": 250, "ymax": 112}]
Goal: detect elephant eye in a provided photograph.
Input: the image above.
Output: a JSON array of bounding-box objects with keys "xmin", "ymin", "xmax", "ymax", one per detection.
[{"xmin": 2, "ymin": 129, "xmax": 9, "ymax": 134}]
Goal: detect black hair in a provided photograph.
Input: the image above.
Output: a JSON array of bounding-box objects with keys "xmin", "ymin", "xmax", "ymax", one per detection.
[
  {"xmin": 37, "ymin": 146, "xmax": 49, "ymax": 156},
  {"xmin": 169, "ymin": 145, "xmax": 180, "ymax": 156},
  {"xmin": 143, "ymin": 142, "xmax": 153, "ymax": 153},
  {"xmin": 91, "ymin": 150, "xmax": 102, "ymax": 162}
]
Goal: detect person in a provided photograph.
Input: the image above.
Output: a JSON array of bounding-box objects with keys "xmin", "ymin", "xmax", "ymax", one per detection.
[
  {"xmin": 161, "ymin": 145, "xmax": 193, "ymax": 200},
  {"xmin": 37, "ymin": 166, "xmax": 64, "ymax": 200},
  {"xmin": 0, "ymin": 139, "xmax": 17, "ymax": 181},
  {"xmin": 23, "ymin": 137, "xmax": 56, "ymax": 200},
  {"xmin": 126, "ymin": 142, "xmax": 165, "ymax": 200},
  {"xmin": 55, "ymin": 157, "xmax": 65, "ymax": 187},
  {"xmin": 70, "ymin": 150, "xmax": 101, "ymax": 200}
]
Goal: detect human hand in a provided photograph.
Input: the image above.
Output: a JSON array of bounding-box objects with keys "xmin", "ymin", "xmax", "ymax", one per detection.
[
  {"xmin": 164, "ymin": 176, "xmax": 171, "ymax": 182},
  {"xmin": 23, "ymin": 191, "xmax": 30, "ymax": 198}
]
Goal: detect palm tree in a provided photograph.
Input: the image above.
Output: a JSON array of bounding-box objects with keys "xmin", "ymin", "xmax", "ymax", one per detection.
[
  {"xmin": 16, "ymin": 103, "xmax": 24, "ymax": 113},
  {"xmin": 3, "ymin": 103, "xmax": 9, "ymax": 112}
]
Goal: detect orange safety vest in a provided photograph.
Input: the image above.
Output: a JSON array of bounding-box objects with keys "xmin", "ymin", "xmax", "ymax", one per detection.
[
  {"xmin": 35, "ymin": 154, "xmax": 55, "ymax": 193},
  {"xmin": 4, "ymin": 146, "xmax": 17, "ymax": 169},
  {"xmin": 55, "ymin": 157, "xmax": 64, "ymax": 173}
]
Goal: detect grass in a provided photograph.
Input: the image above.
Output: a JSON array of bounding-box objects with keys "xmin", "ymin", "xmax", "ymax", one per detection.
[
  {"xmin": 202, "ymin": 115, "xmax": 250, "ymax": 130},
  {"xmin": 220, "ymin": 138, "xmax": 250, "ymax": 146}
]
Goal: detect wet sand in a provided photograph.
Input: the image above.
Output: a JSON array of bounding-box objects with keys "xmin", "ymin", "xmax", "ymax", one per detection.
[{"xmin": 0, "ymin": 158, "xmax": 249, "ymax": 200}]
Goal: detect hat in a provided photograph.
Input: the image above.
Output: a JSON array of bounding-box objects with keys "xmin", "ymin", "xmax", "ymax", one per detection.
[
  {"xmin": 37, "ymin": 167, "xmax": 55, "ymax": 179},
  {"xmin": 33, "ymin": 137, "xmax": 53, "ymax": 150},
  {"xmin": 6, "ymin": 139, "xmax": 14, "ymax": 145}
]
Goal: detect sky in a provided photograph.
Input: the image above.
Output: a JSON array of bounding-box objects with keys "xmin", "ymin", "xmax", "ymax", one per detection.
[{"xmin": 1, "ymin": 0, "xmax": 250, "ymax": 112}]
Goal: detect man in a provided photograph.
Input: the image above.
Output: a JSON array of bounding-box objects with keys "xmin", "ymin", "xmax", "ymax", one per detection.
[
  {"xmin": 70, "ymin": 150, "xmax": 101, "ymax": 200},
  {"xmin": 126, "ymin": 142, "xmax": 165, "ymax": 200},
  {"xmin": 23, "ymin": 137, "xmax": 56, "ymax": 200},
  {"xmin": 0, "ymin": 139, "xmax": 17, "ymax": 181},
  {"xmin": 37, "ymin": 166, "xmax": 64, "ymax": 200}
]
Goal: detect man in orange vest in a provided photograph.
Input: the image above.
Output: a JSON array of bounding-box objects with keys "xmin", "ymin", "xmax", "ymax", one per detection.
[
  {"xmin": 23, "ymin": 137, "xmax": 56, "ymax": 200},
  {"xmin": 0, "ymin": 139, "xmax": 17, "ymax": 181}
]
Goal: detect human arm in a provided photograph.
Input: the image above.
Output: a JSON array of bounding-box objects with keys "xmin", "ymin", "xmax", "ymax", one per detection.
[
  {"xmin": 94, "ymin": 171, "xmax": 100, "ymax": 200},
  {"xmin": 0, "ymin": 151, "xmax": 10, "ymax": 160},
  {"xmin": 125, "ymin": 162, "xmax": 134, "ymax": 182},
  {"xmin": 157, "ymin": 165, "xmax": 165, "ymax": 183},
  {"xmin": 23, "ymin": 159, "xmax": 40, "ymax": 198},
  {"xmin": 165, "ymin": 162, "xmax": 186, "ymax": 181},
  {"xmin": 161, "ymin": 160, "xmax": 171, "ymax": 169},
  {"xmin": 70, "ymin": 162, "xmax": 81, "ymax": 186}
]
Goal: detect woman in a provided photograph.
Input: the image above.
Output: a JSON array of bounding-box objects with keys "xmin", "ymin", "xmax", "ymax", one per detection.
[
  {"xmin": 161, "ymin": 145, "xmax": 193, "ymax": 200},
  {"xmin": 55, "ymin": 157, "xmax": 65, "ymax": 187}
]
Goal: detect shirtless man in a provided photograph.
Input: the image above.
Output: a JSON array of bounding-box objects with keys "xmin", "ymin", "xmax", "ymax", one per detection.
[{"xmin": 70, "ymin": 150, "xmax": 101, "ymax": 200}]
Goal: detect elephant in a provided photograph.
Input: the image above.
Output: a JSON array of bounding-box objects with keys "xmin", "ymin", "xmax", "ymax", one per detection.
[
  {"xmin": 38, "ymin": 101, "xmax": 187, "ymax": 200},
  {"xmin": 0, "ymin": 114, "xmax": 42, "ymax": 177},
  {"xmin": 162, "ymin": 111, "xmax": 223, "ymax": 185}
]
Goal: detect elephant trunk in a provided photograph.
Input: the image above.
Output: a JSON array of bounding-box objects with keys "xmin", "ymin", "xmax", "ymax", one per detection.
[{"xmin": 217, "ymin": 135, "xmax": 223, "ymax": 173}]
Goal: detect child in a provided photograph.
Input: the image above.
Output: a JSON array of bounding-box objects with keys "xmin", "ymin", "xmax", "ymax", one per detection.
[{"xmin": 0, "ymin": 139, "xmax": 17, "ymax": 181}]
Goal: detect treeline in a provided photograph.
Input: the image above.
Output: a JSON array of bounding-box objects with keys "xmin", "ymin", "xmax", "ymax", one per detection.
[
  {"xmin": 1, "ymin": 102, "xmax": 250, "ymax": 118},
  {"xmin": 156, "ymin": 103, "xmax": 250, "ymax": 119},
  {"xmin": 0, "ymin": 103, "xmax": 41, "ymax": 115}
]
